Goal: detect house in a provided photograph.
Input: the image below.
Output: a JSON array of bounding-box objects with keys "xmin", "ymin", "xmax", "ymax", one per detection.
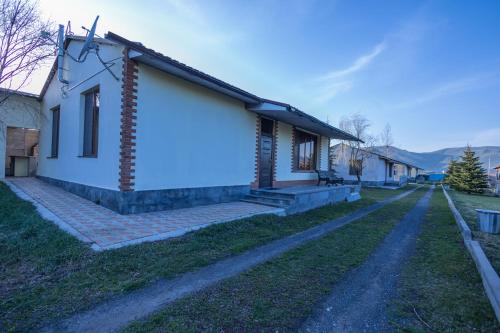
[
  {"xmin": 35, "ymin": 32, "xmax": 358, "ymax": 214},
  {"xmin": 495, "ymin": 166, "xmax": 500, "ymax": 195},
  {"xmin": 0, "ymin": 89, "xmax": 41, "ymax": 179},
  {"xmin": 330, "ymin": 143, "xmax": 422, "ymax": 186},
  {"xmin": 425, "ymin": 172, "xmax": 446, "ymax": 182}
]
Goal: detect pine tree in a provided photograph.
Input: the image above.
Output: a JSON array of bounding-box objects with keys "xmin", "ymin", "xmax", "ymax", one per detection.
[
  {"xmin": 445, "ymin": 158, "xmax": 461, "ymax": 188},
  {"xmin": 455, "ymin": 146, "xmax": 489, "ymax": 194}
]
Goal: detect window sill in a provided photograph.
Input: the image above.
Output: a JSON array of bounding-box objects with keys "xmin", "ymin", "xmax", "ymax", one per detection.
[
  {"xmin": 46, "ymin": 156, "xmax": 58, "ymax": 159},
  {"xmin": 78, "ymin": 155, "xmax": 98, "ymax": 158}
]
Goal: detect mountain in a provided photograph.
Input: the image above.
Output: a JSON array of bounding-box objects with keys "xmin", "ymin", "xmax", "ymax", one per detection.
[{"xmin": 374, "ymin": 146, "xmax": 500, "ymax": 173}]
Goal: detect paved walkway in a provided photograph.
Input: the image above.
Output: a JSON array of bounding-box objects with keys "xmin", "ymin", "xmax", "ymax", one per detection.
[
  {"xmin": 300, "ymin": 187, "xmax": 434, "ymax": 333},
  {"xmin": 5, "ymin": 178, "xmax": 283, "ymax": 250},
  {"xmin": 38, "ymin": 187, "xmax": 419, "ymax": 333}
]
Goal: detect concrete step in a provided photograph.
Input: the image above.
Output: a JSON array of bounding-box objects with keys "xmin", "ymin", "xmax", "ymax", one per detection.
[
  {"xmin": 249, "ymin": 189, "xmax": 296, "ymax": 200},
  {"xmin": 245, "ymin": 193, "xmax": 294, "ymax": 206},
  {"xmin": 240, "ymin": 198, "xmax": 287, "ymax": 208},
  {"xmin": 241, "ymin": 192, "xmax": 296, "ymax": 208}
]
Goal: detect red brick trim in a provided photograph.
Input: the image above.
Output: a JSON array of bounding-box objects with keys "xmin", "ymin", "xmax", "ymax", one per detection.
[
  {"xmin": 318, "ymin": 135, "xmax": 322, "ymax": 170},
  {"xmin": 272, "ymin": 120, "xmax": 278, "ymax": 184},
  {"xmin": 291, "ymin": 126, "xmax": 297, "ymax": 172},
  {"xmin": 118, "ymin": 48, "xmax": 138, "ymax": 192},
  {"xmin": 251, "ymin": 115, "xmax": 261, "ymax": 189}
]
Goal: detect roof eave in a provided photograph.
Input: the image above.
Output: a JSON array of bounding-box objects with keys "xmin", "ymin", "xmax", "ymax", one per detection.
[
  {"xmin": 377, "ymin": 155, "xmax": 421, "ymax": 170},
  {"xmin": 106, "ymin": 32, "xmax": 260, "ymax": 104},
  {"xmin": 247, "ymin": 101, "xmax": 361, "ymax": 141}
]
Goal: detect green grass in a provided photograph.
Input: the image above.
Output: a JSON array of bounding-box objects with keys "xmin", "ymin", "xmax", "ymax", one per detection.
[
  {"xmin": 123, "ymin": 188, "xmax": 427, "ymax": 333},
  {"xmin": 449, "ymin": 190, "xmax": 500, "ymax": 274},
  {"xmin": 360, "ymin": 183, "xmax": 417, "ymax": 201},
  {"xmin": 0, "ymin": 182, "xmax": 411, "ymax": 332},
  {"xmin": 390, "ymin": 189, "xmax": 499, "ymax": 332}
]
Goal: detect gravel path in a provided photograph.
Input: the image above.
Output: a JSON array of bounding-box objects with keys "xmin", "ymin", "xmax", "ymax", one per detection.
[
  {"xmin": 39, "ymin": 188, "xmax": 419, "ymax": 333},
  {"xmin": 300, "ymin": 187, "xmax": 434, "ymax": 333}
]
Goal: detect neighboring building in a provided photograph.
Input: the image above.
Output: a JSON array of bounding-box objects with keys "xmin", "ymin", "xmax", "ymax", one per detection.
[
  {"xmin": 426, "ymin": 172, "xmax": 446, "ymax": 182},
  {"xmin": 0, "ymin": 89, "xmax": 41, "ymax": 179},
  {"xmin": 495, "ymin": 166, "xmax": 500, "ymax": 195},
  {"xmin": 36, "ymin": 33, "xmax": 357, "ymax": 214},
  {"xmin": 330, "ymin": 143, "xmax": 422, "ymax": 186}
]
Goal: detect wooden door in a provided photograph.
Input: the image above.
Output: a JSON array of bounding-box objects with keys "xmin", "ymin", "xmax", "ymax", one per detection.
[{"xmin": 259, "ymin": 134, "xmax": 273, "ymax": 188}]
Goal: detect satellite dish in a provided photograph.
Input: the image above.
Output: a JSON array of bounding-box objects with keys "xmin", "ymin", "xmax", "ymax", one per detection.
[
  {"xmin": 57, "ymin": 24, "xmax": 68, "ymax": 84},
  {"xmin": 78, "ymin": 15, "xmax": 99, "ymax": 61}
]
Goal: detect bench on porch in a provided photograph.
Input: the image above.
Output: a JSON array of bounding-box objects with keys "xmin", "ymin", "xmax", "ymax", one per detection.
[{"xmin": 316, "ymin": 170, "xmax": 344, "ymax": 186}]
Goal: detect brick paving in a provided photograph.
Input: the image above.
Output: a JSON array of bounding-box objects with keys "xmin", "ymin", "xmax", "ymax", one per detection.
[{"xmin": 6, "ymin": 178, "xmax": 282, "ymax": 250}]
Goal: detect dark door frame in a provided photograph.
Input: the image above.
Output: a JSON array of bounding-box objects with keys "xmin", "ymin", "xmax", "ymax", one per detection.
[{"xmin": 258, "ymin": 117, "xmax": 275, "ymax": 188}]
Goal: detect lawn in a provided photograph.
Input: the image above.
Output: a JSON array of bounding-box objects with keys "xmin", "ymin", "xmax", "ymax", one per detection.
[
  {"xmin": 391, "ymin": 189, "xmax": 499, "ymax": 332},
  {"xmin": 123, "ymin": 188, "xmax": 427, "ymax": 332},
  {"xmin": 0, "ymin": 182, "xmax": 412, "ymax": 332},
  {"xmin": 449, "ymin": 190, "xmax": 500, "ymax": 274},
  {"xmin": 361, "ymin": 183, "xmax": 418, "ymax": 201}
]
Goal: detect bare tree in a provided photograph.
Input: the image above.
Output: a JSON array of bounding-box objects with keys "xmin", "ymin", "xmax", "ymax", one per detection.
[
  {"xmin": 379, "ymin": 123, "xmax": 394, "ymax": 157},
  {"xmin": 0, "ymin": 0, "xmax": 53, "ymax": 103},
  {"xmin": 338, "ymin": 113, "xmax": 377, "ymax": 182}
]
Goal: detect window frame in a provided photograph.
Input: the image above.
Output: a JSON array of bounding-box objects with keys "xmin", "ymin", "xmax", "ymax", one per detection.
[
  {"xmin": 49, "ymin": 106, "xmax": 60, "ymax": 158},
  {"xmin": 82, "ymin": 86, "xmax": 100, "ymax": 158},
  {"xmin": 293, "ymin": 128, "xmax": 318, "ymax": 172}
]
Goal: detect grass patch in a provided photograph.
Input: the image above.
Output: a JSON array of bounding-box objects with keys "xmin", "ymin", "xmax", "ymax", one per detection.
[
  {"xmin": 361, "ymin": 184, "xmax": 417, "ymax": 202},
  {"xmin": 0, "ymin": 182, "xmax": 411, "ymax": 332},
  {"xmin": 390, "ymin": 189, "xmax": 499, "ymax": 332},
  {"xmin": 449, "ymin": 190, "xmax": 500, "ymax": 274},
  {"xmin": 123, "ymin": 188, "xmax": 427, "ymax": 332}
]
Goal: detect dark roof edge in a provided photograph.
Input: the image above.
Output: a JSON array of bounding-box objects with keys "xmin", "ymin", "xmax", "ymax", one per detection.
[
  {"xmin": 105, "ymin": 31, "xmax": 261, "ymax": 103},
  {"xmin": 0, "ymin": 88, "xmax": 39, "ymax": 99},
  {"xmin": 36, "ymin": 32, "xmax": 359, "ymax": 142},
  {"xmin": 260, "ymin": 98, "xmax": 362, "ymax": 142}
]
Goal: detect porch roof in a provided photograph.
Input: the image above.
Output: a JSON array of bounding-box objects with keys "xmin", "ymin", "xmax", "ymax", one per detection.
[{"xmin": 246, "ymin": 100, "xmax": 360, "ymax": 141}]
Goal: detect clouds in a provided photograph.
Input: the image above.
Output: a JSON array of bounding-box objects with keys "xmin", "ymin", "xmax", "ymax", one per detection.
[
  {"xmin": 310, "ymin": 41, "xmax": 385, "ymax": 105},
  {"xmin": 393, "ymin": 74, "xmax": 493, "ymax": 109},
  {"xmin": 318, "ymin": 42, "xmax": 386, "ymax": 80},
  {"xmin": 471, "ymin": 127, "xmax": 500, "ymax": 147}
]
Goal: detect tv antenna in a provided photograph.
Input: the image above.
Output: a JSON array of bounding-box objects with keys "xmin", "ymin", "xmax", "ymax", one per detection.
[{"xmin": 41, "ymin": 15, "xmax": 120, "ymax": 94}]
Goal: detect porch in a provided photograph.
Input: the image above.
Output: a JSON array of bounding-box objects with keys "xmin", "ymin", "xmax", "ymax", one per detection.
[
  {"xmin": 242, "ymin": 184, "xmax": 361, "ymax": 215},
  {"xmin": 4, "ymin": 177, "xmax": 284, "ymax": 251}
]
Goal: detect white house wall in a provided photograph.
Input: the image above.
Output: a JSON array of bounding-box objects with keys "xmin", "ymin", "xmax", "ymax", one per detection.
[
  {"xmin": 37, "ymin": 40, "xmax": 124, "ymax": 190},
  {"xmin": 332, "ymin": 145, "xmax": 387, "ymax": 183},
  {"xmin": 0, "ymin": 94, "xmax": 40, "ymax": 178},
  {"xmin": 275, "ymin": 122, "xmax": 329, "ymax": 183},
  {"xmin": 134, "ymin": 64, "xmax": 257, "ymax": 190},
  {"xmin": 320, "ymin": 136, "xmax": 329, "ymax": 170}
]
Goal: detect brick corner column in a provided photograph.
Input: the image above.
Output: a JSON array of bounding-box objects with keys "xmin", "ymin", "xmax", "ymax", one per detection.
[
  {"xmin": 118, "ymin": 48, "xmax": 138, "ymax": 192},
  {"xmin": 318, "ymin": 135, "xmax": 322, "ymax": 170},
  {"xmin": 271, "ymin": 120, "xmax": 279, "ymax": 188},
  {"xmin": 251, "ymin": 115, "xmax": 261, "ymax": 190}
]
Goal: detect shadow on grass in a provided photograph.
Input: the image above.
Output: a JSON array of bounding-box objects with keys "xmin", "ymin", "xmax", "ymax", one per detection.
[
  {"xmin": 0, "ymin": 182, "xmax": 405, "ymax": 332},
  {"xmin": 390, "ymin": 189, "xmax": 499, "ymax": 332}
]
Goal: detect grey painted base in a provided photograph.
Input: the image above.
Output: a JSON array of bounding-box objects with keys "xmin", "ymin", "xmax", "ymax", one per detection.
[
  {"xmin": 37, "ymin": 176, "xmax": 250, "ymax": 214},
  {"xmin": 285, "ymin": 185, "xmax": 361, "ymax": 215},
  {"xmin": 343, "ymin": 180, "xmax": 385, "ymax": 187}
]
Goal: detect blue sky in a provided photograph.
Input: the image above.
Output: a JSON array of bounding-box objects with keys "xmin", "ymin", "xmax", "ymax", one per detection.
[{"xmin": 29, "ymin": 0, "xmax": 500, "ymax": 152}]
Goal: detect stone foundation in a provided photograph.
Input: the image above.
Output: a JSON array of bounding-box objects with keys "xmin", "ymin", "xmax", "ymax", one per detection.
[{"xmin": 38, "ymin": 176, "xmax": 250, "ymax": 214}]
